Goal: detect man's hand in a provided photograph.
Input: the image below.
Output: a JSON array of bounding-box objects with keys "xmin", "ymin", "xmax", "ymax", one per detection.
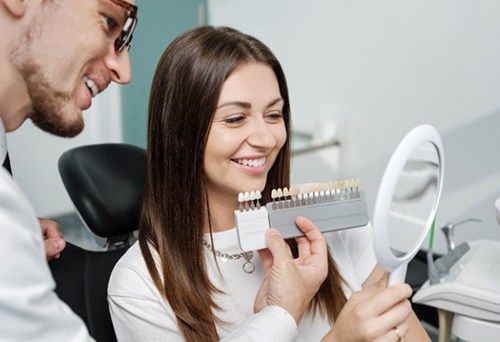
[
  {"xmin": 39, "ymin": 217, "xmax": 66, "ymax": 260},
  {"xmin": 254, "ymin": 216, "xmax": 328, "ymax": 324}
]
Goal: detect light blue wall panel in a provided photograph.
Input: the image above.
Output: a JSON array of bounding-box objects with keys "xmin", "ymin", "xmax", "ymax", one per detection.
[{"xmin": 122, "ymin": 0, "xmax": 206, "ymax": 147}]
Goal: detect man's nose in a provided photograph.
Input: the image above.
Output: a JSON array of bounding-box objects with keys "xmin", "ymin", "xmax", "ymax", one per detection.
[{"xmin": 104, "ymin": 47, "xmax": 132, "ymax": 84}]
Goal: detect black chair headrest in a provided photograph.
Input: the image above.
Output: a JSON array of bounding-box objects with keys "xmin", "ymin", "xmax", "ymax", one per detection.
[{"xmin": 58, "ymin": 143, "xmax": 146, "ymax": 238}]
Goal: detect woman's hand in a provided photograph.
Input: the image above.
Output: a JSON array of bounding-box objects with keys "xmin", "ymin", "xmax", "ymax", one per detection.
[
  {"xmin": 322, "ymin": 275, "xmax": 413, "ymax": 341},
  {"xmin": 254, "ymin": 216, "xmax": 328, "ymax": 324}
]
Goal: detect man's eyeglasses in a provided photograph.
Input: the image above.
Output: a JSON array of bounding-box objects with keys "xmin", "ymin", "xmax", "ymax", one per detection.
[{"xmin": 109, "ymin": 0, "xmax": 138, "ymax": 52}]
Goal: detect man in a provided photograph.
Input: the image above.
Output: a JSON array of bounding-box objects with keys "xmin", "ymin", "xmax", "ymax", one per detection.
[{"xmin": 0, "ymin": 0, "xmax": 138, "ymax": 340}]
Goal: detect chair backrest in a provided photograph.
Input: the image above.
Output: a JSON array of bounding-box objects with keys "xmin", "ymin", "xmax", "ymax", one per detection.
[
  {"xmin": 50, "ymin": 143, "xmax": 146, "ymax": 342},
  {"xmin": 58, "ymin": 143, "xmax": 146, "ymax": 248}
]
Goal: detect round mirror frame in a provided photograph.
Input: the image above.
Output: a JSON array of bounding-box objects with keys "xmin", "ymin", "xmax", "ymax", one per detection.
[{"xmin": 373, "ymin": 124, "xmax": 444, "ymax": 271}]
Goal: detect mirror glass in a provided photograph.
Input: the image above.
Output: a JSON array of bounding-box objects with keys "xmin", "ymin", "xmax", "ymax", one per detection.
[{"xmin": 388, "ymin": 141, "xmax": 439, "ymax": 257}]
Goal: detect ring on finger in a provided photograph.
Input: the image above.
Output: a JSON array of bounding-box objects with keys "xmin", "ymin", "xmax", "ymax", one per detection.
[{"xmin": 393, "ymin": 327, "xmax": 403, "ymax": 341}]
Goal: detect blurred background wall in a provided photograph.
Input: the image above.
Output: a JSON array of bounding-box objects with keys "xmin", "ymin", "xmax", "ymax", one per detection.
[{"xmin": 9, "ymin": 0, "xmax": 500, "ymax": 253}]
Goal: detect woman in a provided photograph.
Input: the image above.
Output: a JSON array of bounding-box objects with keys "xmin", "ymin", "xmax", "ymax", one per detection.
[{"xmin": 108, "ymin": 26, "xmax": 428, "ymax": 341}]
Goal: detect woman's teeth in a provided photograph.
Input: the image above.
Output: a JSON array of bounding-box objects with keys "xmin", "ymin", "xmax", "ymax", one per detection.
[
  {"xmin": 236, "ymin": 157, "xmax": 266, "ymax": 167},
  {"xmin": 84, "ymin": 77, "xmax": 98, "ymax": 97}
]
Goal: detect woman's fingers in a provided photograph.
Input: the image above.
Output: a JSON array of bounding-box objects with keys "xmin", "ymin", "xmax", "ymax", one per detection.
[
  {"xmin": 254, "ymin": 225, "xmax": 329, "ymax": 323},
  {"xmin": 351, "ymin": 274, "xmax": 412, "ymax": 313},
  {"xmin": 294, "ymin": 216, "xmax": 327, "ymax": 258},
  {"xmin": 263, "ymin": 228, "xmax": 293, "ymax": 261},
  {"xmin": 328, "ymin": 277, "xmax": 413, "ymax": 341},
  {"xmin": 364, "ymin": 283, "xmax": 413, "ymax": 318},
  {"xmin": 384, "ymin": 321, "xmax": 409, "ymax": 342},
  {"xmin": 346, "ymin": 278, "xmax": 413, "ymax": 339},
  {"xmin": 376, "ymin": 296, "xmax": 412, "ymax": 330}
]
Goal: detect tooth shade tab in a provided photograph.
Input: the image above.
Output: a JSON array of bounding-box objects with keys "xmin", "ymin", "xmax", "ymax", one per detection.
[
  {"xmin": 271, "ymin": 189, "xmax": 277, "ymax": 200},
  {"xmin": 237, "ymin": 190, "xmax": 263, "ymax": 212},
  {"xmin": 283, "ymin": 187, "xmax": 289, "ymax": 197},
  {"xmin": 238, "ymin": 192, "xmax": 245, "ymax": 211},
  {"xmin": 276, "ymin": 188, "xmax": 283, "ymax": 198}
]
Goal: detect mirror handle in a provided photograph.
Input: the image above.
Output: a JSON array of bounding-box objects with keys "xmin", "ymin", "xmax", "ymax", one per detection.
[{"xmin": 388, "ymin": 262, "xmax": 408, "ymax": 286}]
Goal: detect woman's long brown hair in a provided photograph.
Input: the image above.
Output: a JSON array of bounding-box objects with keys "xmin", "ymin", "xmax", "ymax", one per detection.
[{"xmin": 139, "ymin": 26, "xmax": 347, "ymax": 341}]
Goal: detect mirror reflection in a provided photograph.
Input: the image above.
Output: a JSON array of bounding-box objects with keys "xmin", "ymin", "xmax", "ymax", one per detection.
[{"xmin": 387, "ymin": 141, "xmax": 439, "ymax": 257}]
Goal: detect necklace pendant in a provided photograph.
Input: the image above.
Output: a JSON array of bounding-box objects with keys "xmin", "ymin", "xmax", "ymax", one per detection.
[
  {"xmin": 242, "ymin": 260, "xmax": 255, "ymax": 274},
  {"xmin": 203, "ymin": 239, "xmax": 255, "ymax": 273}
]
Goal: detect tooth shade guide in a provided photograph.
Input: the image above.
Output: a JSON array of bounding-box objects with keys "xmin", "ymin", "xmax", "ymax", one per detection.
[
  {"xmin": 235, "ymin": 181, "xmax": 369, "ymax": 251},
  {"xmin": 237, "ymin": 179, "xmax": 361, "ymax": 212},
  {"xmin": 270, "ymin": 179, "xmax": 362, "ymax": 208}
]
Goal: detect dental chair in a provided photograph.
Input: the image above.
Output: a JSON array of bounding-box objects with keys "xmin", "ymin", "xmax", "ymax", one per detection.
[
  {"xmin": 413, "ymin": 210, "xmax": 500, "ymax": 342},
  {"xmin": 49, "ymin": 143, "xmax": 146, "ymax": 342}
]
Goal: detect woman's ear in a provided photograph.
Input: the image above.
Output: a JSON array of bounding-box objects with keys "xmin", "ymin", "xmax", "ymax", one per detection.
[{"xmin": 2, "ymin": 0, "xmax": 26, "ymax": 18}]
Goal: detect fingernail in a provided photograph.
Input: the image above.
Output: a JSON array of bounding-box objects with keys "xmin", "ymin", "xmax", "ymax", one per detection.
[{"xmin": 267, "ymin": 228, "xmax": 280, "ymax": 237}]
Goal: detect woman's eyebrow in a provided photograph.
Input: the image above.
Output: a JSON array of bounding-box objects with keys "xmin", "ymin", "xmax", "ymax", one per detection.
[
  {"xmin": 216, "ymin": 101, "xmax": 251, "ymax": 110},
  {"xmin": 216, "ymin": 97, "xmax": 283, "ymax": 110},
  {"xmin": 266, "ymin": 98, "xmax": 284, "ymax": 108}
]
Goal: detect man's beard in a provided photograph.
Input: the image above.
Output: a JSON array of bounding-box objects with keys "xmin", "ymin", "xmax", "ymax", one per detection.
[
  {"xmin": 26, "ymin": 67, "xmax": 85, "ymax": 138},
  {"xmin": 10, "ymin": 15, "xmax": 85, "ymax": 138}
]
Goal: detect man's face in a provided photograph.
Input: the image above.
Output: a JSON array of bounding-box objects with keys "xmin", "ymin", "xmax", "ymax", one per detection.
[{"xmin": 11, "ymin": 0, "xmax": 136, "ymax": 137}]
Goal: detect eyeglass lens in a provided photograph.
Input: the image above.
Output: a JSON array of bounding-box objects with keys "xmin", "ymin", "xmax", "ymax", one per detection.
[
  {"xmin": 110, "ymin": 0, "xmax": 138, "ymax": 52},
  {"xmin": 116, "ymin": 14, "xmax": 137, "ymax": 51}
]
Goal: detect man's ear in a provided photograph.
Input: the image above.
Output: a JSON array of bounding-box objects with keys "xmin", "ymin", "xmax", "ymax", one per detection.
[{"xmin": 2, "ymin": 0, "xmax": 25, "ymax": 18}]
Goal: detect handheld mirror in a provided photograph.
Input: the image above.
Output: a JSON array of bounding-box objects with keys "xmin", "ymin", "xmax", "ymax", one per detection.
[{"xmin": 373, "ymin": 125, "xmax": 444, "ymax": 286}]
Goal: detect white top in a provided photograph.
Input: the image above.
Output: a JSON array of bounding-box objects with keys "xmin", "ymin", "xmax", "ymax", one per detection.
[
  {"xmin": 0, "ymin": 123, "xmax": 92, "ymax": 342},
  {"xmin": 108, "ymin": 224, "xmax": 376, "ymax": 341}
]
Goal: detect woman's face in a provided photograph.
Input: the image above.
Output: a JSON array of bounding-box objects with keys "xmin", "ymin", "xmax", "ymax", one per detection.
[{"xmin": 204, "ymin": 62, "xmax": 287, "ymax": 206}]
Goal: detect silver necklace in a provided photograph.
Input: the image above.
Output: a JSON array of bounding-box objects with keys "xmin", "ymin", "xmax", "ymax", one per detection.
[{"xmin": 203, "ymin": 240, "xmax": 255, "ymax": 274}]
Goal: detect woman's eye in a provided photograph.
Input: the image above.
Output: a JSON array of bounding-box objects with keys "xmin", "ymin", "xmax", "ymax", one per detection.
[
  {"xmin": 265, "ymin": 111, "xmax": 284, "ymax": 122},
  {"xmin": 224, "ymin": 115, "xmax": 245, "ymax": 125}
]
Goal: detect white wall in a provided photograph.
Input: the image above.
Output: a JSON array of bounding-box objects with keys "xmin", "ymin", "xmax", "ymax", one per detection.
[
  {"xmin": 7, "ymin": 83, "xmax": 123, "ymax": 218},
  {"xmin": 209, "ymin": 0, "xmax": 500, "ymax": 253}
]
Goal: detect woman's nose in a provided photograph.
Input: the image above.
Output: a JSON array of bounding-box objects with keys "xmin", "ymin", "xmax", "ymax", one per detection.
[{"xmin": 246, "ymin": 119, "xmax": 277, "ymax": 150}]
